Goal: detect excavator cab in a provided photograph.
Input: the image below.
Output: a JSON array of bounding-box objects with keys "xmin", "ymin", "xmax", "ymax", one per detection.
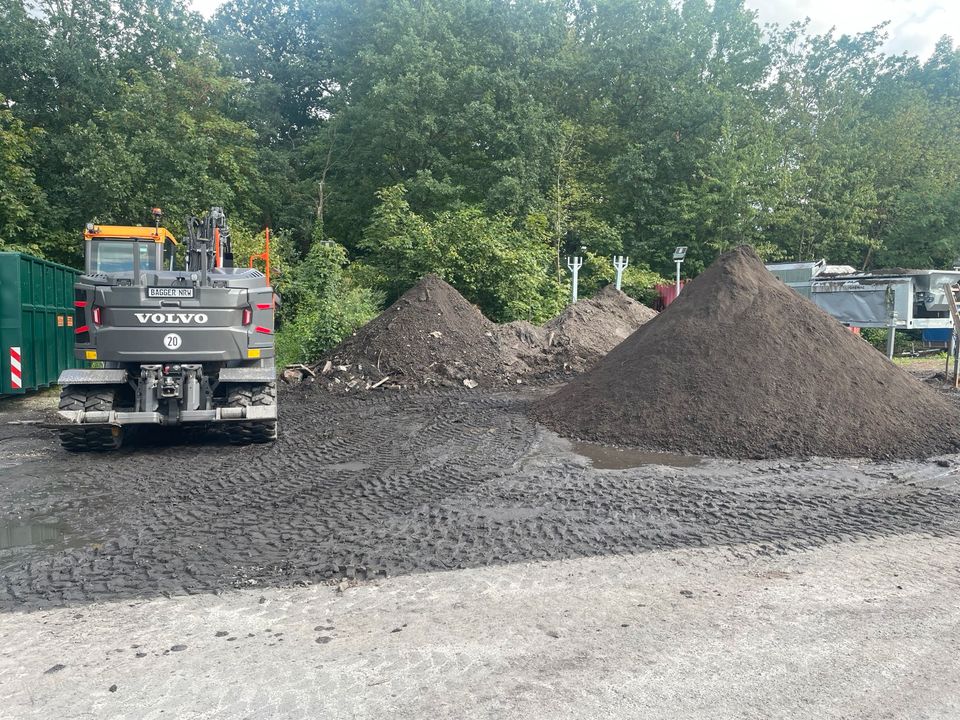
[{"xmin": 83, "ymin": 209, "xmax": 177, "ymax": 276}]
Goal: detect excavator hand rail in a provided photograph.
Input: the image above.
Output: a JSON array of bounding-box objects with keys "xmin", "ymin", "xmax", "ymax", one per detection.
[{"xmin": 248, "ymin": 227, "xmax": 271, "ymax": 286}]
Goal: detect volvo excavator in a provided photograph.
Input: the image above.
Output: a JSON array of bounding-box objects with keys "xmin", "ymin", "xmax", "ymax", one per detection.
[{"xmin": 53, "ymin": 207, "xmax": 278, "ymax": 451}]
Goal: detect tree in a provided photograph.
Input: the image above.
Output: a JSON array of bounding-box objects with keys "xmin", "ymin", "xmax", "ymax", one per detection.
[
  {"xmin": 360, "ymin": 183, "xmax": 564, "ymax": 322},
  {"xmin": 0, "ymin": 97, "xmax": 46, "ymax": 252}
]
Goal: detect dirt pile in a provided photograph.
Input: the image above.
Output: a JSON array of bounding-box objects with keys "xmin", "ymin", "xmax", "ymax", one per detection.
[
  {"xmin": 531, "ymin": 245, "xmax": 960, "ymax": 459},
  {"xmin": 301, "ymin": 275, "xmax": 659, "ymax": 391},
  {"xmin": 314, "ymin": 274, "xmax": 534, "ymax": 390},
  {"xmin": 544, "ymin": 285, "xmax": 658, "ymax": 372}
]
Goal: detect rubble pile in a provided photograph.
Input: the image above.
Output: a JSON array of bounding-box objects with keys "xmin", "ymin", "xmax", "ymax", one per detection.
[
  {"xmin": 544, "ymin": 285, "xmax": 658, "ymax": 372},
  {"xmin": 284, "ymin": 275, "xmax": 657, "ymax": 392}
]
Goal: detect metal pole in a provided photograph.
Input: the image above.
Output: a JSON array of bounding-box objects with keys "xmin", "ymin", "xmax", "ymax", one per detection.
[
  {"xmin": 612, "ymin": 255, "xmax": 629, "ymax": 290},
  {"xmin": 955, "ymin": 331, "xmax": 960, "ymax": 388},
  {"xmin": 883, "ymin": 285, "xmax": 896, "ymax": 361},
  {"xmin": 947, "ymin": 333, "xmax": 954, "ymax": 379},
  {"xmin": 567, "ymin": 256, "xmax": 583, "ymax": 303},
  {"xmin": 675, "ymin": 260, "xmax": 682, "ymax": 295}
]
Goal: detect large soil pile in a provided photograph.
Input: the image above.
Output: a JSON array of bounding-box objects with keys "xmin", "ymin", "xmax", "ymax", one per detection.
[
  {"xmin": 531, "ymin": 245, "xmax": 960, "ymax": 459},
  {"xmin": 318, "ymin": 274, "xmax": 534, "ymax": 389},
  {"xmin": 544, "ymin": 285, "xmax": 657, "ymax": 372}
]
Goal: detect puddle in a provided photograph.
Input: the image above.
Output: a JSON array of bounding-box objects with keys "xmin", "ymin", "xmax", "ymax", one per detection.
[
  {"xmin": 0, "ymin": 519, "xmax": 66, "ymax": 550},
  {"xmin": 572, "ymin": 441, "xmax": 703, "ymax": 470}
]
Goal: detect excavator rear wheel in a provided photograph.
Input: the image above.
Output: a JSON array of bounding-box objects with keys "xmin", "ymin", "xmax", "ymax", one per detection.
[
  {"xmin": 225, "ymin": 382, "xmax": 278, "ymax": 445},
  {"xmin": 58, "ymin": 385, "xmax": 125, "ymax": 452}
]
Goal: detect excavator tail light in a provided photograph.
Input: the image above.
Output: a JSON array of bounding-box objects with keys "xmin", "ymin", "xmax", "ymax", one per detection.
[{"xmin": 242, "ymin": 307, "xmax": 252, "ymax": 325}]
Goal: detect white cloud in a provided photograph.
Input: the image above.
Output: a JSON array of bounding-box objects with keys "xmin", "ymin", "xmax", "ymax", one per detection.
[
  {"xmin": 190, "ymin": 0, "xmax": 221, "ymax": 17},
  {"xmin": 745, "ymin": 0, "xmax": 959, "ymax": 59},
  {"xmin": 186, "ymin": 0, "xmax": 957, "ymax": 59}
]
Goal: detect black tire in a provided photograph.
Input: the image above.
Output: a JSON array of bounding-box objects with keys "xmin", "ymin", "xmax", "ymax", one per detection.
[
  {"xmin": 58, "ymin": 385, "xmax": 124, "ymax": 452},
  {"xmin": 225, "ymin": 382, "xmax": 278, "ymax": 445}
]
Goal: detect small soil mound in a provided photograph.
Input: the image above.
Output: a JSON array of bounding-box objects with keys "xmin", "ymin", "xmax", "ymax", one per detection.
[
  {"xmin": 544, "ymin": 285, "xmax": 657, "ymax": 372},
  {"xmin": 318, "ymin": 274, "xmax": 532, "ymax": 389},
  {"xmin": 531, "ymin": 245, "xmax": 960, "ymax": 459}
]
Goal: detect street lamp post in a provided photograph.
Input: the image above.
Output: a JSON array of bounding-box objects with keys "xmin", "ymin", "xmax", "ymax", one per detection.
[
  {"xmin": 612, "ymin": 255, "xmax": 629, "ymax": 290},
  {"xmin": 567, "ymin": 256, "xmax": 583, "ymax": 303},
  {"xmin": 673, "ymin": 246, "xmax": 687, "ymax": 296}
]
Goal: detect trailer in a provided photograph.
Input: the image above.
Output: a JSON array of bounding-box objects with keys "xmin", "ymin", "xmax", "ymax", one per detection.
[
  {"xmin": 0, "ymin": 252, "xmax": 83, "ymax": 396},
  {"xmin": 767, "ymin": 261, "xmax": 960, "ymax": 329}
]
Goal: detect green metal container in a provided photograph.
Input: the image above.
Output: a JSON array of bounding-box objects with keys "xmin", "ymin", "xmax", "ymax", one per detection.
[{"xmin": 0, "ymin": 252, "xmax": 82, "ymax": 396}]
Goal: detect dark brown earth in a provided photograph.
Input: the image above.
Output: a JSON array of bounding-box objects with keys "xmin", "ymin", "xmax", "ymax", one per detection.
[
  {"xmin": 320, "ymin": 274, "xmax": 532, "ymax": 389},
  {"xmin": 544, "ymin": 284, "xmax": 658, "ymax": 372},
  {"xmin": 531, "ymin": 245, "xmax": 960, "ymax": 459},
  {"xmin": 3, "ymin": 384, "xmax": 960, "ymax": 609},
  {"xmin": 313, "ymin": 275, "xmax": 655, "ymax": 390}
]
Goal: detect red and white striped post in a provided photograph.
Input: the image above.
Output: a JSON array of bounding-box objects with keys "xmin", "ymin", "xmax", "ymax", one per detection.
[{"xmin": 9, "ymin": 346, "xmax": 22, "ymax": 390}]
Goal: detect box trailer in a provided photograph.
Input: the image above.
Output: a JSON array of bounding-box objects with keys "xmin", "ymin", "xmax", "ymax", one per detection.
[{"xmin": 0, "ymin": 252, "xmax": 83, "ymax": 396}]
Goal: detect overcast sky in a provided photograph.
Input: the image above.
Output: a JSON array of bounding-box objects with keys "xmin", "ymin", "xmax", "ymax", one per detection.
[
  {"xmin": 189, "ymin": 0, "xmax": 957, "ymax": 60},
  {"xmin": 743, "ymin": 0, "xmax": 957, "ymax": 59}
]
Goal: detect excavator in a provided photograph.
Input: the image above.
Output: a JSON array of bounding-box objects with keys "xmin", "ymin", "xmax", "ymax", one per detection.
[{"xmin": 53, "ymin": 207, "xmax": 277, "ymax": 450}]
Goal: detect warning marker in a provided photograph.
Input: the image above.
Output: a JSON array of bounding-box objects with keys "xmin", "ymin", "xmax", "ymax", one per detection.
[{"xmin": 10, "ymin": 346, "xmax": 22, "ymax": 390}]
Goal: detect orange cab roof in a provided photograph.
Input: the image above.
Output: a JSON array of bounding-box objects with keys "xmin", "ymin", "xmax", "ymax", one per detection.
[{"xmin": 84, "ymin": 225, "xmax": 178, "ymax": 245}]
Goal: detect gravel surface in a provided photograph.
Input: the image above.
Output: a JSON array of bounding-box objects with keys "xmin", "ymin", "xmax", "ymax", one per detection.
[
  {"xmin": 2, "ymin": 534, "xmax": 959, "ymax": 719},
  {"xmin": 2, "ymin": 385, "xmax": 960, "ymax": 608}
]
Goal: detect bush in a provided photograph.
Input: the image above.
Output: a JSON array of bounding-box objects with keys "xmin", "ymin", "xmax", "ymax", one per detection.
[
  {"xmin": 361, "ymin": 184, "xmax": 566, "ymax": 323},
  {"xmin": 274, "ymin": 240, "xmax": 382, "ymax": 366},
  {"xmin": 859, "ymin": 327, "xmax": 921, "ymax": 356}
]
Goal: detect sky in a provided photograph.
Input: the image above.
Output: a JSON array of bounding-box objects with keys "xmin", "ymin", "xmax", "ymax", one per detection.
[
  {"xmin": 743, "ymin": 0, "xmax": 958, "ymax": 59},
  {"xmin": 188, "ymin": 0, "xmax": 958, "ymax": 60}
]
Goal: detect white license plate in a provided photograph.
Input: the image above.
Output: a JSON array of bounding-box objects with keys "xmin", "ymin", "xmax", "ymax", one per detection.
[{"xmin": 148, "ymin": 287, "xmax": 195, "ymax": 298}]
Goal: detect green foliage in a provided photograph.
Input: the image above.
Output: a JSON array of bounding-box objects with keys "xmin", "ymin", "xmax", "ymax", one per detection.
[
  {"xmin": 361, "ymin": 184, "xmax": 565, "ymax": 323},
  {"xmin": 0, "ymin": 96, "xmax": 46, "ymax": 253},
  {"xmin": 227, "ymin": 221, "xmax": 296, "ymax": 300},
  {"xmin": 860, "ymin": 328, "xmax": 920, "ymax": 356},
  {"xmin": 1, "ymin": 0, "xmax": 960, "ymax": 365},
  {"xmin": 274, "ymin": 240, "xmax": 381, "ymax": 366}
]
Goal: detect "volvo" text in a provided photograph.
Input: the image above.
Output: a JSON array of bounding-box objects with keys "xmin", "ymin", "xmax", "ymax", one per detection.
[{"xmin": 134, "ymin": 312, "xmax": 209, "ymax": 325}]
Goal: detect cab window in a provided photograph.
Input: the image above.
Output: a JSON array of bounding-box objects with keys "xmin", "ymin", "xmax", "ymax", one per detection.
[{"xmin": 89, "ymin": 240, "xmax": 159, "ymax": 273}]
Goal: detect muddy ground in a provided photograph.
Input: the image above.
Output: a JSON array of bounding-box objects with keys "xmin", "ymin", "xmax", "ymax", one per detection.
[
  {"xmin": 1, "ymin": 377, "xmax": 959, "ymax": 608},
  {"xmin": 2, "ymin": 372, "xmax": 960, "ymax": 717}
]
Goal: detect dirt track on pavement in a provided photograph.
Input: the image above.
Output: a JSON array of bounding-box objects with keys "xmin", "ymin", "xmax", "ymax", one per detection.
[{"xmin": 2, "ymin": 384, "xmax": 960, "ymax": 609}]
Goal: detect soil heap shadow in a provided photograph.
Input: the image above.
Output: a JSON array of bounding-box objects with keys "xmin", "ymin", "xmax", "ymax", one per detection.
[{"xmin": 531, "ymin": 245, "xmax": 960, "ymax": 459}]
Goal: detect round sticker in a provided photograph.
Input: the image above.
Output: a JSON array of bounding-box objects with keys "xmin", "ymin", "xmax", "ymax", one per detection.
[{"xmin": 163, "ymin": 333, "xmax": 182, "ymax": 350}]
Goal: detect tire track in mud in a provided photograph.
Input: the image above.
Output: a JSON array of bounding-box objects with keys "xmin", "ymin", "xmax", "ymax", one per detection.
[{"xmin": 2, "ymin": 386, "xmax": 960, "ymax": 608}]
